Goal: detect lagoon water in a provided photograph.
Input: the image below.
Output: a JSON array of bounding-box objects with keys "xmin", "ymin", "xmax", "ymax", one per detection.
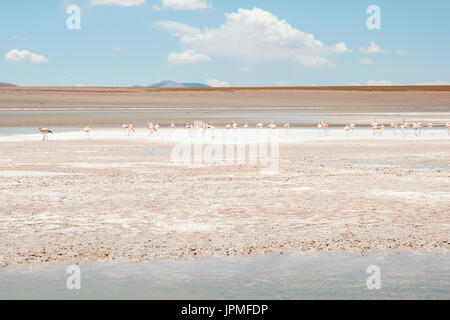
[{"xmin": 0, "ymin": 253, "xmax": 448, "ymax": 300}]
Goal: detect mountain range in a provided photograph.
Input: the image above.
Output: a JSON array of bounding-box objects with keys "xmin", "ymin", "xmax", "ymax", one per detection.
[
  {"xmin": 0, "ymin": 82, "xmax": 17, "ymax": 87},
  {"xmin": 135, "ymin": 80, "xmax": 210, "ymax": 88}
]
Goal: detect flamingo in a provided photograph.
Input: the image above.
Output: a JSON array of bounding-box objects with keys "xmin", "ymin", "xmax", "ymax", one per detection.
[
  {"xmin": 123, "ymin": 124, "xmax": 135, "ymax": 136},
  {"xmin": 84, "ymin": 126, "xmax": 91, "ymax": 138},
  {"xmin": 417, "ymin": 122, "xmax": 423, "ymax": 135},
  {"xmin": 225, "ymin": 124, "xmax": 232, "ymax": 131},
  {"xmin": 284, "ymin": 123, "xmax": 290, "ymax": 129},
  {"xmin": 412, "ymin": 122, "xmax": 418, "ymax": 136},
  {"xmin": 268, "ymin": 120, "xmax": 276, "ymax": 129},
  {"xmin": 256, "ymin": 122, "xmax": 263, "ymax": 129},
  {"xmin": 232, "ymin": 121, "xmax": 238, "ymax": 129},
  {"xmin": 170, "ymin": 120, "xmax": 176, "ymax": 129},
  {"xmin": 391, "ymin": 122, "xmax": 398, "ymax": 135},
  {"xmin": 378, "ymin": 122, "xmax": 384, "ymax": 136},
  {"xmin": 428, "ymin": 122, "xmax": 433, "ymax": 129},
  {"xmin": 371, "ymin": 119, "xmax": 378, "ymax": 135},
  {"xmin": 344, "ymin": 124, "xmax": 351, "ymax": 136},
  {"xmin": 322, "ymin": 121, "xmax": 329, "ymax": 135},
  {"xmin": 147, "ymin": 122, "xmax": 154, "ymax": 135},
  {"xmin": 243, "ymin": 123, "xmax": 249, "ymax": 129},
  {"xmin": 39, "ymin": 126, "xmax": 54, "ymax": 141},
  {"xmin": 446, "ymin": 122, "xmax": 450, "ymax": 135}
]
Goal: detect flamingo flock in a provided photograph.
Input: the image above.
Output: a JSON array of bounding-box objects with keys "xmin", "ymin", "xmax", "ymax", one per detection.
[{"xmin": 36, "ymin": 119, "xmax": 450, "ymax": 141}]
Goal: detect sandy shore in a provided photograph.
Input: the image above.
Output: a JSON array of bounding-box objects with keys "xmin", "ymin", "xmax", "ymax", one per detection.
[
  {"xmin": 0, "ymin": 128, "xmax": 449, "ymax": 268},
  {"xmin": 1, "ymin": 86, "xmax": 450, "ymax": 127}
]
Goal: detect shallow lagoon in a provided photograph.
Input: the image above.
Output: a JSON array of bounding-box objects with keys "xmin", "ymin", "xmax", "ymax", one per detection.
[{"xmin": 0, "ymin": 253, "xmax": 448, "ymax": 299}]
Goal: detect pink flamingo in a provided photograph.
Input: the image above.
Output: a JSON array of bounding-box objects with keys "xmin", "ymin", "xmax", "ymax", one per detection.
[
  {"xmin": 371, "ymin": 119, "xmax": 378, "ymax": 135},
  {"xmin": 344, "ymin": 124, "xmax": 351, "ymax": 136},
  {"xmin": 170, "ymin": 120, "xmax": 176, "ymax": 129},
  {"xmin": 243, "ymin": 123, "xmax": 249, "ymax": 129},
  {"xmin": 379, "ymin": 122, "xmax": 384, "ymax": 136},
  {"xmin": 446, "ymin": 122, "xmax": 450, "ymax": 135},
  {"xmin": 39, "ymin": 126, "xmax": 54, "ymax": 141},
  {"xmin": 232, "ymin": 121, "xmax": 238, "ymax": 129},
  {"xmin": 147, "ymin": 122, "xmax": 159, "ymax": 135},
  {"xmin": 268, "ymin": 120, "xmax": 276, "ymax": 129},
  {"xmin": 225, "ymin": 124, "xmax": 231, "ymax": 131},
  {"xmin": 256, "ymin": 122, "xmax": 263, "ymax": 129},
  {"xmin": 284, "ymin": 123, "xmax": 290, "ymax": 129},
  {"xmin": 417, "ymin": 121, "xmax": 424, "ymax": 135},
  {"xmin": 123, "ymin": 124, "xmax": 135, "ymax": 136},
  {"xmin": 84, "ymin": 126, "xmax": 91, "ymax": 138},
  {"xmin": 391, "ymin": 122, "xmax": 398, "ymax": 135}
]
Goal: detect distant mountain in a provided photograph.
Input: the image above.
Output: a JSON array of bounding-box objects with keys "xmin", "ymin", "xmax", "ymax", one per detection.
[
  {"xmin": 136, "ymin": 80, "xmax": 210, "ymax": 88},
  {"xmin": 0, "ymin": 82, "xmax": 17, "ymax": 87}
]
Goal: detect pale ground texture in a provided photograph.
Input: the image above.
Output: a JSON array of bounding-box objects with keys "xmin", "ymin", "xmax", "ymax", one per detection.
[{"xmin": 0, "ymin": 128, "xmax": 449, "ymax": 268}]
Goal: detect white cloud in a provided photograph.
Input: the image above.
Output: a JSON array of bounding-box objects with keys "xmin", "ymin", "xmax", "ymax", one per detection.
[
  {"xmin": 155, "ymin": 0, "xmax": 211, "ymax": 10},
  {"xmin": 11, "ymin": 35, "xmax": 28, "ymax": 41},
  {"xmin": 359, "ymin": 57, "xmax": 374, "ymax": 65},
  {"xmin": 5, "ymin": 49, "xmax": 48, "ymax": 64},
  {"xmin": 90, "ymin": 0, "xmax": 145, "ymax": 7},
  {"xmin": 240, "ymin": 67, "xmax": 251, "ymax": 72},
  {"xmin": 367, "ymin": 80, "xmax": 392, "ymax": 86},
  {"xmin": 154, "ymin": 21, "xmax": 201, "ymax": 37},
  {"xmin": 397, "ymin": 50, "xmax": 407, "ymax": 55},
  {"xmin": 359, "ymin": 42, "xmax": 387, "ymax": 54},
  {"xmin": 113, "ymin": 48, "xmax": 123, "ymax": 52},
  {"xmin": 206, "ymin": 79, "xmax": 230, "ymax": 87},
  {"xmin": 417, "ymin": 81, "xmax": 449, "ymax": 85},
  {"xmin": 156, "ymin": 8, "xmax": 349, "ymax": 68},
  {"xmin": 331, "ymin": 42, "xmax": 352, "ymax": 53},
  {"xmin": 168, "ymin": 49, "xmax": 211, "ymax": 64}
]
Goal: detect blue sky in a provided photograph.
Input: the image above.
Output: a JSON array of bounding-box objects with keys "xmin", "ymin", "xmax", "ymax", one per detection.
[{"xmin": 1, "ymin": 0, "xmax": 449, "ymax": 86}]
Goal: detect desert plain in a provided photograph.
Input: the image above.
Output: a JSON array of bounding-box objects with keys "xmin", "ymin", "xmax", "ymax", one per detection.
[{"xmin": 0, "ymin": 86, "xmax": 449, "ymax": 268}]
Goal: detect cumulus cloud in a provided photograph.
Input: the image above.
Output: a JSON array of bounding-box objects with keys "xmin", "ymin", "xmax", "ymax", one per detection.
[
  {"xmin": 154, "ymin": 0, "xmax": 211, "ymax": 10},
  {"xmin": 367, "ymin": 80, "xmax": 392, "ymax": 86},
  {"xmin": 154, "ymin": 21, "xmax": 201, "ymax": 36},
  {"xmin": 168, "ymin": 49, "xmax": 211, "ymax": 64},
  {"xmin": 11, "ymin": 35, "xmax": 28, "ymax": 41},
  {"xmin": 240, "ymin": 67, "xmax": 251, "ymax": 72},
  {"xmin": 331, "ymin": 42, "xmax": 352, "ymax": 53},
  {"xmin": 359, "ymin": 42, "xmax": 387, "ymax": 54},
  {"xmin": 359, "ymin": 57, "xmax": 374, "ymax": 65},
  {"xmin": 206, "ymin": 79, "xmax": 230, "ymax": 87},
  {"xmin": 5, "ymin": 49, "xmax": 48, "ymax": 64},
  {"xmin": 417, "ymin": 81, "xmax": 449, "ymax": 85},
  {"xmin": 90, "ymin": 0, "xmax": 146, "ymax": 7},
  {"xmin": 156, "ymin": 7, "xmax": 350, "ymax": 68},
  {"xmin": 397, "ymin": 50, "xmax": 407, "ymax": 55}
]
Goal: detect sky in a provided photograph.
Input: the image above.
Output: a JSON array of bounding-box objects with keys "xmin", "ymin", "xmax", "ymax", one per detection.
[{"xmin": 1, "ymin": 0, "xmax": 449, "ymax": 87}]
